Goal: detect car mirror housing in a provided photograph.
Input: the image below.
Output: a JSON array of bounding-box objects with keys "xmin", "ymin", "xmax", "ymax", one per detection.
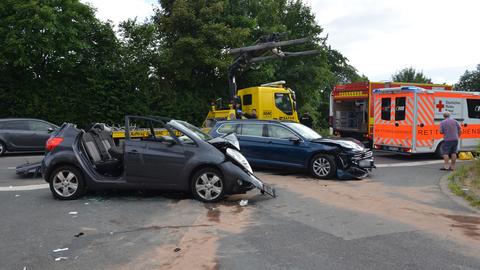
[{"xmin": 289, "ymin": 136, "xmax": 301, "ymax": 143}]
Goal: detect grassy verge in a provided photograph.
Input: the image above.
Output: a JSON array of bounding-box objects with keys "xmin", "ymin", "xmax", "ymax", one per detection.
[{"xmin": 448, "ymin": 157, "xmax": 480, "ymax": 208}]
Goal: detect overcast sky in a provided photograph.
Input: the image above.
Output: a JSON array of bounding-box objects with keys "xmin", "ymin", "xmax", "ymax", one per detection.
[{"xmin": 82, "ymin": 0, "xmax": 480, "ymax": 85}]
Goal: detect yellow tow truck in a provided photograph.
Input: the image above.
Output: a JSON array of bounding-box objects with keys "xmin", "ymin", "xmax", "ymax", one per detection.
[
  {"xmin": 202, "ymin": 33, "xmax": 319, "ymax": 130},
  {"xmin": 203, "ymin": 81, "xmax": 299, "ymax": 129}
]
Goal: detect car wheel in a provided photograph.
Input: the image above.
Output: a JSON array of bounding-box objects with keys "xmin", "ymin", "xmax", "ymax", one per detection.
[
  {"xmin": 0, "ymin": 141, "xmax": 6, "ymax": 156},
  {"xmin": 310, "ymin": 154, "xmax": 337, "ymax": 179},
  {"xmin": 191, "ymin": 168, "xmax": 225, "ymax": 202},
  {"xmin": 49, "ymin": 166, "xmax": 85, "ymax": 200}
]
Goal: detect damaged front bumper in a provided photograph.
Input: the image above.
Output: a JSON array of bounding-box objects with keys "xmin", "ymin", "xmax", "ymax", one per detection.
[
  {"xmin": 220, "ymin": 161, "xmax": 276, "ymax": 198},
  {"xmin": 338, "ymin": 154, "xmax": 375, "ymax": 180}
]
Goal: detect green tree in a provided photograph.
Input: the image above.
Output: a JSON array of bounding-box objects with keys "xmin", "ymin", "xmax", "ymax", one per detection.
[
  {"xmin": 391, "ymin": 67, "xmax": 432, "ymax": 84},
  {"xmin": 455, "ymin": 64, "xmax": 480, "ymax": 91},
  {"xmin": 0, "ymin": 0, "xmax": 122, "ymax": 126}
]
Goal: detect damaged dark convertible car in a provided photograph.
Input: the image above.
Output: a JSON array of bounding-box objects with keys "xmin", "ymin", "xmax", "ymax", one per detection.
[{"xmin": 41, "ymin": 116, "xmax": 276, "ymax": 202}]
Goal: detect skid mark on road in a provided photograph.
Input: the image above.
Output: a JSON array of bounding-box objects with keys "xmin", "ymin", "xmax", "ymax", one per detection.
[{"xmin": 259, "ymin": 173, "xmax": 480, "ymax": 255}]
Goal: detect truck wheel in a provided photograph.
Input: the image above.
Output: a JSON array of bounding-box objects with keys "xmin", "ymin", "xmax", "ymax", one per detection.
[
  {"xmin": 0, "ymin": 141, "xmax": 6, "ymax": 156},
  {"xmin": 49, "ymin": 166, "xmax": 85, "ymax": 200},
  {"xmin": 310, "ymin": 154, "xmax": 337, "ymax": 179},
  {"xmin": 191, "ymin": 168, "xmax": 225, "ymax": 202}
]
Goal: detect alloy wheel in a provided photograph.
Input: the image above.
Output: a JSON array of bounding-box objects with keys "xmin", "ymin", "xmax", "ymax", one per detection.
[
  {"xmin": 52, "ymin": 170, "xmax": 79, "ymax": 197},
  {"xmin": 195, "ymin": 172, "xmax": 223, "ymax": 201},
  {"xmin": 313, "ymin": 157, "xmax": 331, "ymax": 177}
]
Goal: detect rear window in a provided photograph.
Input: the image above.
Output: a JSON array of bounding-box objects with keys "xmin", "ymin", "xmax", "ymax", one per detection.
[
  {"xmin": 467, "ymin": 99, "xmax": 480, "ymax": 119},
  {"xmin": 242, "ymin": 94, "xmax": 252, "ymax": 105},
  {"xmin": 395, "ymin": 97, "xmax": 406, "ymax": 121},
  {"xmin": 239, "ymin": 124, "xmax": 263, "ymax": 137},
  {"xmin": 381, "ymin": 98, "xmax": 391, "ymax": 121}
]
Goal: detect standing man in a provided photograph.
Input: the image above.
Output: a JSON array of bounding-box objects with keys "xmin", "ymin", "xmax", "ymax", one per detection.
[{"xmin": 439, "ymin": 111, "xmax": 462, "ymax": 170}]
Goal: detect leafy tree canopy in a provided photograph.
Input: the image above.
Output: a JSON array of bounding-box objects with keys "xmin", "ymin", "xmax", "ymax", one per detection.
[
  {"xmin": 0, "ymin": 0, "xmax": 364, "ymax": 129},
  {"xmin": 391, "ymin": 67, "xmax": 432, "ymax": 84},
  {"xmin": 455, "ymin": 64, "xmax": 480, "ymax": 91}
]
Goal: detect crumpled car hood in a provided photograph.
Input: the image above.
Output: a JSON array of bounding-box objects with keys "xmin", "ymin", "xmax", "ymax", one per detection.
[{"xmin": 311, "ymin": 137, "xmax": 365, "ymax": 151}]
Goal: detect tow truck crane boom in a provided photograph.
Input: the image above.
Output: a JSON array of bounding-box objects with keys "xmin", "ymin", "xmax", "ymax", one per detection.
[{"xmin": 227, "ymin": 33, "xmax": 320, "ymax": 100}]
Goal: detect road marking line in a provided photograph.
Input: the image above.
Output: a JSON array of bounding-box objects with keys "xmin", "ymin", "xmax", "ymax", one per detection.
[
  {"xmin": 7, "ymin": 167, "xmax": 16, "ymax": 170},
  {"xmin": 376, "ymin": 160, "xmax": 455, "ymax": 168},
  {"xmin": 0, "ymin": 184, "xmax": 49, "ymax": 191}
]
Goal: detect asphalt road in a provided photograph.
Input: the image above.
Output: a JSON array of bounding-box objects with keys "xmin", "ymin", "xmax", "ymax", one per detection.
[{"xmin": 0, "ymin": 152, "xmax": 479, "ymax": 270}]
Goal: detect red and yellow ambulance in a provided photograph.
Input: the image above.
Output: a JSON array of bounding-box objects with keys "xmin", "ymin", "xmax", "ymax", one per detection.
[
  {"xmin": 330, "ymin": 82, "xmax": 452, "ymax": 144},
  {"xmin": 372, "ymin": 86, "xmax": 480, "ymax": 155}
]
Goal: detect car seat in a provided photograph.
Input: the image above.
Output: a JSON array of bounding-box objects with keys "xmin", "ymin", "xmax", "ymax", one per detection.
[{"xmin": 82, "ymin": 132, "xmax": 122, "ymax": 176}]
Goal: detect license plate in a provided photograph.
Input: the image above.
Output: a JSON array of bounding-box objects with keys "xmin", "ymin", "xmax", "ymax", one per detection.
[
  {"xmin": 359, "ymin": 159, "xmax": 374, "ymax": 168},
  {"xmin": 388, "ymin": 146, "xmax": 399, "ymax": 151}
]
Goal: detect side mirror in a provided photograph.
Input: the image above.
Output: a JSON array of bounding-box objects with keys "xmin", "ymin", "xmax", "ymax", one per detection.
[
  {"xmin": 47, "ymin": 127, "xmax": 55, "ymax": 133},
  {"xmin": 289, "ymin": 136, "xmax": 301, "ymax": 143}
]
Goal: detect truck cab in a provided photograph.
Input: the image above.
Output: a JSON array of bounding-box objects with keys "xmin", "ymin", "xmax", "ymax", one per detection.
[{"xmin": 203, "ymin": 81, "xmax": 299, "ymax": 130}]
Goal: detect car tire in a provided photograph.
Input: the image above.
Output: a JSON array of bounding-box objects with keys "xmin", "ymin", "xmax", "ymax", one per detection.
[
  {"xmin": 49, "ymin": 166, "xmax": 85, "ymax": 200},
  {"xmin": 0, "ymin": 141, "xmax": 6, "ymax": 156},
  {"xmin": 191, "ymin": 168, "xmax": 226, "ymax": 202},
  {"xmin": 310, "ymin": 154, "xmax": 337, "ymax": 179}
]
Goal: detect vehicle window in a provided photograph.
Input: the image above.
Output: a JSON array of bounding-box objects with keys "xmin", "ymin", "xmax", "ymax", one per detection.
[
  {"xmin": 3, "ymin": 121, "xmax": 30, "ymax": 131},
  {"xmin": 239, "ymin": 124, "xmax": 263, "ymax": 137},
  {"xmin": 242, "ymin": 94, "xmax": 252, "ymax": 105},
  {"xmin": 29, "ymin": 121, "xmax": 52, "ymax": 131},
  {"xmin": 218, "ymin": 123, "xmax": 237, "ymax": 134},
  {"xmin": 275, "ymin": 93, "xmax": 293, "ymax": 115},
  {"xmin": 169, "ymin": 127, "xmax": 196, "ymax": 145},
  {"xmin": 395, "ymin": 97, "xmax": 406, "ymax": 121},
  {"xmin": 284, "ymin": 122, "xmax": 321, "ymax": 140},
  {"xmin": 267, "ymin": 125, "xmax": 295, "ymax": 139},
  {"xmin": 381, "ymin": 98, "xmax": 391, "ymax": 121},
  {"xmin": 127, "ymin": 118, "xmax": 159, "ymax": 142},
  {"xmin": 467, "ymin": 99, "xmax": 480, "ymax": 119}
]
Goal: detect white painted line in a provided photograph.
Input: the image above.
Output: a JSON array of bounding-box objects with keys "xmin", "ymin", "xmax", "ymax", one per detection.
[
  {"xmin": 0, "ymin": 184, "xmax": 49, "ymax": 191},
  {"xmin": 7, "ymin": 167, "xmax": 16, "ymax": 170},
  {"xmin": 376, "ymin": 160, "xmax": 451, "ymax": 168}
]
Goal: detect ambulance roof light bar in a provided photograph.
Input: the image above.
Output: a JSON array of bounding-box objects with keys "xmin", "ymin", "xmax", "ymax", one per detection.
[{"xmin": 373, "ymin": 86, "xmax": 426, "ymax": 93}]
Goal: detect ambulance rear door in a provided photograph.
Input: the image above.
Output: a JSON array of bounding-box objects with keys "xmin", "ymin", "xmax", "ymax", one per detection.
[
  {"xmin": 373, "ymin": 91, "xmax": 415, "ymax": 151},
  {"xmin": 414, "ymin": 92, "xmax": 436, "ymax": 152}
]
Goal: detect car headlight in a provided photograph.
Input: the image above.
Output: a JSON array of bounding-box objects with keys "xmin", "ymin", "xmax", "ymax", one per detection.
[{"xmin": 226, "ymin": 148, "xmax": 253, "ymax": 174}]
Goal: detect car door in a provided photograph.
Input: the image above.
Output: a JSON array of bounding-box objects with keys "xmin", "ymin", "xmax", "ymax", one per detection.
[
  {"xmin": 124, "ymin": 117, "xmax": 188, "ymax": 187},
  {"xmin": 2, "ymin": 120, "xmax": 33, "ymax": 150},
  {"xmin": 236, "ymin": 123, "xmax": 271, "ymax": 165},
  {"xmin": 264, "ymin": 124, "xmax": 309, "ymax": 167},
  {"xmin": 28, "ymin": 120, "xmax": 55, "ymax": 150}
]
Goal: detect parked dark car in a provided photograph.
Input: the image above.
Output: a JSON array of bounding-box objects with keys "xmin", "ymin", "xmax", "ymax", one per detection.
[
  {"xmin": 41, "ymin": 116, "xmax": 275, "ymax": 202},
  {"xmin": 0, "ymin": 118, "xmax": 58, "ymax": 156},
  {"xmin": 210, "ymin": 120, "xmax": 375, "ymax": 179}
]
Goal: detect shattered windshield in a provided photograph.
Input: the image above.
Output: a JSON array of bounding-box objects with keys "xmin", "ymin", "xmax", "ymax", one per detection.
[{"xmin": 171, "ymin": 120, "xmax": 213, "ymax": 141}]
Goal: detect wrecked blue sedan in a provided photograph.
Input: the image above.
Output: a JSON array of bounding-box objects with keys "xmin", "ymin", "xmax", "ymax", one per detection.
[{"xmin": 210, "ymin": 120, "xmax": 374, "ymax": 179}]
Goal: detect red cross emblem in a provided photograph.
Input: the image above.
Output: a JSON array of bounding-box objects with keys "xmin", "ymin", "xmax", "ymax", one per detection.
[{"xmin": 436, "ymin": 100, "xmax": 444, "ymax": 112}]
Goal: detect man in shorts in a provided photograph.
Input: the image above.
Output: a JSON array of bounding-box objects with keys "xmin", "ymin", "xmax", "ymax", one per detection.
[{"xmin": 439, "ymin": 111, "xmax": 462, "ymax": 170}]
